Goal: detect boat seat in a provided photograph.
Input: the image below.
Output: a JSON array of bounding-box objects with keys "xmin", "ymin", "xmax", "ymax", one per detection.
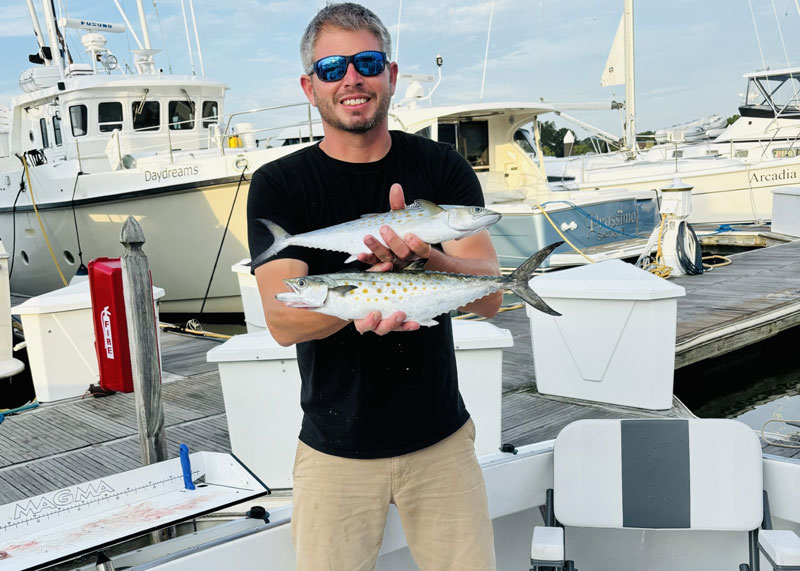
[{"xmin": 530, "ymin": 418, "xmax": 800, "ymax": 571}]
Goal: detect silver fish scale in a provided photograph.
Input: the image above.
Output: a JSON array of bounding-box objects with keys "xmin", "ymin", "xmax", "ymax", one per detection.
[
  {"xmin": 320, "ymin": 271, "xmax": 504, "ymax": 325},
  {"xmin": 289, "ymin": 209, "xmax": 450, "ymax": 255}
]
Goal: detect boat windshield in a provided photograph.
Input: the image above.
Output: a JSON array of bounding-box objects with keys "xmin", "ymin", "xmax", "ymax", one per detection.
[{"xmin": 741, "ymin": 73, "xmax": 800, "ymax": 117}]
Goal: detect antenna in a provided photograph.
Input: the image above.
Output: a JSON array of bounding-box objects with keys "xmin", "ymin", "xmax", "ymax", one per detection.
[
  {"xmin": 394, "ymin": 0, "xmax": 402, "ymax": 64},
  {"xmin": 480, "ymin": 0, "xmax": 495, "ymax": 101}
]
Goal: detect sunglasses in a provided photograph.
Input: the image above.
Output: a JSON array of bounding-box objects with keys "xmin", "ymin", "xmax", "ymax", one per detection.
[{"xmin": 310, "ymin": 50, "xmax": 388, "ymax": 82}]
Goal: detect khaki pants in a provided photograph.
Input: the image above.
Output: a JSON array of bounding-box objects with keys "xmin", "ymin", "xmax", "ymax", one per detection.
[{"xmin": 291, "ymin": 418, "xmax": 496, "ymax": 571}]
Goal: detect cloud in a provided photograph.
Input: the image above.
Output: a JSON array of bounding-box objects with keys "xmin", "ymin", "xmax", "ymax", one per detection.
[{"xmin": 0, "ymin": 6, "xmax": 31, "ymax": 38}]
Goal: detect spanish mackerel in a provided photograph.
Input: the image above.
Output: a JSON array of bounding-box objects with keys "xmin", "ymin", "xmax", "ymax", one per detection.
[
  {"xmin": 276, "ymin": 242, "xmax": 563, "ymax": 325},
  {"xmin": 249, "ymin": 200, "xmax": 501, "ymax": 267}
]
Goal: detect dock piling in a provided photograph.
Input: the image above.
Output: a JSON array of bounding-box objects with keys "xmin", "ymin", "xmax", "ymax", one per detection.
[{"xmin": 120, "ymin": 216, "xmax": 167, "ymax": 465}]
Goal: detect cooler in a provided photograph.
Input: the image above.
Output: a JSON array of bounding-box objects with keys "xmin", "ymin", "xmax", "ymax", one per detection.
[
  {"xmin": 526, "ymin": 260, "xmax": 685, "ymax": 410},
  {"xmin": 12, "ymin": 281, "xmax": 164, "ymax": 402}
]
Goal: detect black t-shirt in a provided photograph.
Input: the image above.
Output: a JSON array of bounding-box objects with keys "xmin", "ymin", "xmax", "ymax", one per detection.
[{"xmin": 247, "ymin": 130, "xmax": 484, "ymax": 458}]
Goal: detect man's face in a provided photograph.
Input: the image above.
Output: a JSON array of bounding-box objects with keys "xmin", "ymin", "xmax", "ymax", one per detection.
[{"xmin": 302, "ymin": 27, "xmax": 397, "ymax": 135}]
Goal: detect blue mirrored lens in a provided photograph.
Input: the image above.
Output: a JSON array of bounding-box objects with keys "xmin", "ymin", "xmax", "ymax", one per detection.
[
  {"xmin": 313, "ymin": 51, "xmax": 386, "ymax": 82},
  {"xmin": 353, "ymin": 52, "xmax": 385, "ymax": 76},
  {"xmin": 315, "ymin": 56, "xmax": 348, "ymax": 82}
]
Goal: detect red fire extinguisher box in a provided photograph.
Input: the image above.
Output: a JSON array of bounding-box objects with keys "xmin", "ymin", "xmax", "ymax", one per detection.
[{"xmin": 88, "ymin": 258, "xmax": 135, "ymax": 392}]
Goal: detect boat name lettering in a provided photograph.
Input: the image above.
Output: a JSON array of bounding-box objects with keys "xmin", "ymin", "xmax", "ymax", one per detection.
[
  {"xmin": 586, "ymin": 208, "xmax": 638, "ymax": 237},
  {"xmin": 144, "ymin": 166, "xmax": 199, "ymax": 182},
  {"xmin": 12, "ymin": 480, "xmax": 115, "ymax": 520},
  {"xmin": 750, "ymin": 168, "xmax": 798, "ymax": 184}
]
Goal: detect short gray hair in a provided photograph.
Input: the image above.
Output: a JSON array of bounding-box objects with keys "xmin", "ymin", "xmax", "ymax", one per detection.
[{"xmin": 300, "ymin": 3, "xmax": 392, "ymax": 74}]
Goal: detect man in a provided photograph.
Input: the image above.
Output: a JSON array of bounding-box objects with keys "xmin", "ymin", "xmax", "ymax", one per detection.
[{"xmin": 247, "ymin": 3, "xmax": 500, "ymax": 569}]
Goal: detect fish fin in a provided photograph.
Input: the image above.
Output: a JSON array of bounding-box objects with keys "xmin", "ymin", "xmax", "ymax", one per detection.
[
  {"xmin": 330, "ymin": 285, "xmax": 358, "ymax": 296},
  {"xmin": 246, "ymin": 219, "xmax": 292, "ymax": 267},
  {"xmin": 401, "ymin": 260, "xmax": 427, "ymax": 272},
  {"xmin": 414, "ymin": 199, "xmax": 446, "ymax": 214},
  {"xmin": 416, "ymin": 319, "xmax": 439, "ymax": 327},
  {"xmin": 359, "ymin": 212, "xmax": 381, "ymax": 218},
  {"xmin": 344, "ymin": 255, "xmax": 359, "ymax": 263},
  {"xmin": 508, "ymin": 241, "xmax": 563, "ymax": 316}
]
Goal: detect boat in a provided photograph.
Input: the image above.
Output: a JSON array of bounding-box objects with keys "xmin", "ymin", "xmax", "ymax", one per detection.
[
  {"xmin": 387, "ymin": 97, "xmax": 660, "ymax": 268},
  {"xmin": 0, "ymin": 2, "xmax": 318, "ymax": 314},
  {"xmin": 543, "ymin": 1, "xmax": 800, "ymax": 225}
]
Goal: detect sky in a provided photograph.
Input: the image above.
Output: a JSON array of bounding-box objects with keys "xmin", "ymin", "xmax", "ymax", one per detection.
[{"xmin": 1, "ymin": 0, "xmax": 799, "ymax": 139}]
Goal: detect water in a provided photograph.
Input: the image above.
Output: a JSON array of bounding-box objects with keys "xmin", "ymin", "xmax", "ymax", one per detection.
[{"xmin": 674, "ymin": 326, "xmax": 800, "ymax": 436}]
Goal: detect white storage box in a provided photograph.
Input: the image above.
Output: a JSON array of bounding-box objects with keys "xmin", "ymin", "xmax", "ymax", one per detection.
[
  {"xmin": 207, "ymin": 320, "xmax": 512, "ymax": 488},
  {"xmin": 771, "ymin": 187, "xmax": 800, "ymax": 237},
  {"xmin": 207, "ymin": 331, "xmax": 300, "ymax": 489},
  {"xmin": 527, "ymin": 260, "xmax": 685, "ymax": 410},
  {"xmin": 451, "ymin": 319, "xmax": 512, "ymax": 456},
  {"xmin": 232, "ymin": 259, "xmax": 265, "ymax": 333},
  {"xmin": 12, "ymin": 281, "xmax": 165, "ymax": 402}
]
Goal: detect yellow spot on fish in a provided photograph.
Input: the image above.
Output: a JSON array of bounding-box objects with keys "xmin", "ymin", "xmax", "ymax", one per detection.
[
  {"xmin": 362, "ymin": 289, "xmax": 368, "ymax": 293},
  {"xmin": 403, "ymin": 288, "xmax": 408, "ymax": 292},
  {"xmin": 384, "ymin": 296, "xmax": 388, "ymax": 300},
  {"xmin": 372, "ymin": 282, "xmax": 376, "ymax": 286},
  {"xmin": 377, "ymin": 289, "xmax": 382, "ymax": 293},
  {"xmin": 392, "ymin": 290, "xmax": 396, "ymax": 294}
]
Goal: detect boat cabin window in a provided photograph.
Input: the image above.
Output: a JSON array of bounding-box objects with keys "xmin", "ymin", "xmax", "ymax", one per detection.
[
  {"xmin": 741, "ymin": 73, "xmax": 800, "ymax": 117},
  {"xmin": 98, "ymin": 102, "xmax": 123, "ymax": 133},
  {"xmin": 437, "ymin": 121, "xmax": 489, "ymax": 169},
  {"xmin": 461, "ymin": 121, "xmax": 489, "ymax": 168},
  {"xmin": 169, "ymin": 100, "xmax": 195, "ymax": 130},
  {"xmin": 774, "ymin": 148, "xmax": 800, "ymax": 158},
  {"xmin": 413, "ymin": 126, "xmax": 431, "ymax": 139},
  {"xmin": 69, "ymin": 104, "xmax": 87, "ymax": 137},
  {"xmin": 132, "ymin": 101, "xmax": 160, "ymax": 131},
  {"xmin": 514, "ymin": 129, "xmax": 536, "ymax": 154},
  {"xmin": 672, "ymin": 150, "xmax": 684, "ymax": 159},
  {"xmin": 735, "ymin": 149, "xmax": 749, "ymax": 158},
  {"xmin": 438, "ymin": 123, "xmax": 457, "ymax": 148},
  {"xmin": 39, "ymin": 118, "xmax": 50, "ymax": 148},
  {"xmin": 202, "ymin": 101, "xmax": 218, "ymax": 128},
  {"xmin": 52, "ymin": 115, "xmax": 62, "ymax": 146}
]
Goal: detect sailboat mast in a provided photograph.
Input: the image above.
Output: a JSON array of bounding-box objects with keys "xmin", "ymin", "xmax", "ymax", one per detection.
[{"xmin": 624, "ymin": 0, "xmax": 636, "ymax": 153}]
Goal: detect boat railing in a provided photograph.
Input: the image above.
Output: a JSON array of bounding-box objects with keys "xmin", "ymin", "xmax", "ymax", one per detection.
[
  {"xmin": 222, "ymin": 102, "xmax": 315, "ymax": 139},
  {"xmin": 68, "ymin": 102, "xmax": 318, "ymax": 170}
]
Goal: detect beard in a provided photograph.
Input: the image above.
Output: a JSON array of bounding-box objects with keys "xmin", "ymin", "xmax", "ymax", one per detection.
[{"xmin": 313, "ymin": 86, "xmax": 392, "ymax": 134}]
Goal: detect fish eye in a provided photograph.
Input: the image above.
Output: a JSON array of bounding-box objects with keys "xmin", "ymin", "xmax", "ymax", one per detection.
[
  {"xmin": 296, "ymin": 278, "xmax": 307, "ymax": 288},
  {"xmin": 471, "ymin": 206, "xmax": 484, "ymax": 214}
]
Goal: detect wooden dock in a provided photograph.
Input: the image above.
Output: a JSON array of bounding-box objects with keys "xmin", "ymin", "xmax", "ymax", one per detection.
[
  {"xmin": 1, "ymin": 238, "xmax": 799, "ymax": 504},
  {"xmin": 671, "ymin": 237, "xmax": 800, "ymax": 368}
]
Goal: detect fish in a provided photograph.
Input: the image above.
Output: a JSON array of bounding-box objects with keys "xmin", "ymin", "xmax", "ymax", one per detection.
[
  {"xmin": 249, "ymin": 200, "xmax": 501, "ymax": 267},
  {"xmin": 276, "ymin": 241, "xmax": 564, "ymax": 325}
]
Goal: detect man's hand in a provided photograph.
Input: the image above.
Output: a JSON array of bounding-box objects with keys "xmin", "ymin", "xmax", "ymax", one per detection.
[
  {"xmin": 352, "ymin": 183, "xmax": 425, "ymax": 334},
  {"xmin": 353, "ymin": 310, "xmax": 420, "ymax": 335},
  {"xmin": 357, "ymin": 183, "xmax": 433, "ymax": 270}
]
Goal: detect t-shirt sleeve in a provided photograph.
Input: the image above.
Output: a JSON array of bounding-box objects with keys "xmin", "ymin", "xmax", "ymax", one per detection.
[{"xmin": 246, "ymin": 165, "xmax": 314, "ymax": 272}]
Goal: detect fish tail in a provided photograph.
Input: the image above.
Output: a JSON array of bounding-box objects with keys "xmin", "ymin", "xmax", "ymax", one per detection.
[
  {"xmin": 508, "ymin": 241, "xmax": 563, "ymax": 316},
  {"xmin": 247, "ymin": 219, "xmax": 292, "ymax": 267}
]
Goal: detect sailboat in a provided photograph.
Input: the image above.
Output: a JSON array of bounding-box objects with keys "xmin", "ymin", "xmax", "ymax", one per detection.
[{"xmin": 547, "ymin": 0, "xmax": 800, "ymax": 226}]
